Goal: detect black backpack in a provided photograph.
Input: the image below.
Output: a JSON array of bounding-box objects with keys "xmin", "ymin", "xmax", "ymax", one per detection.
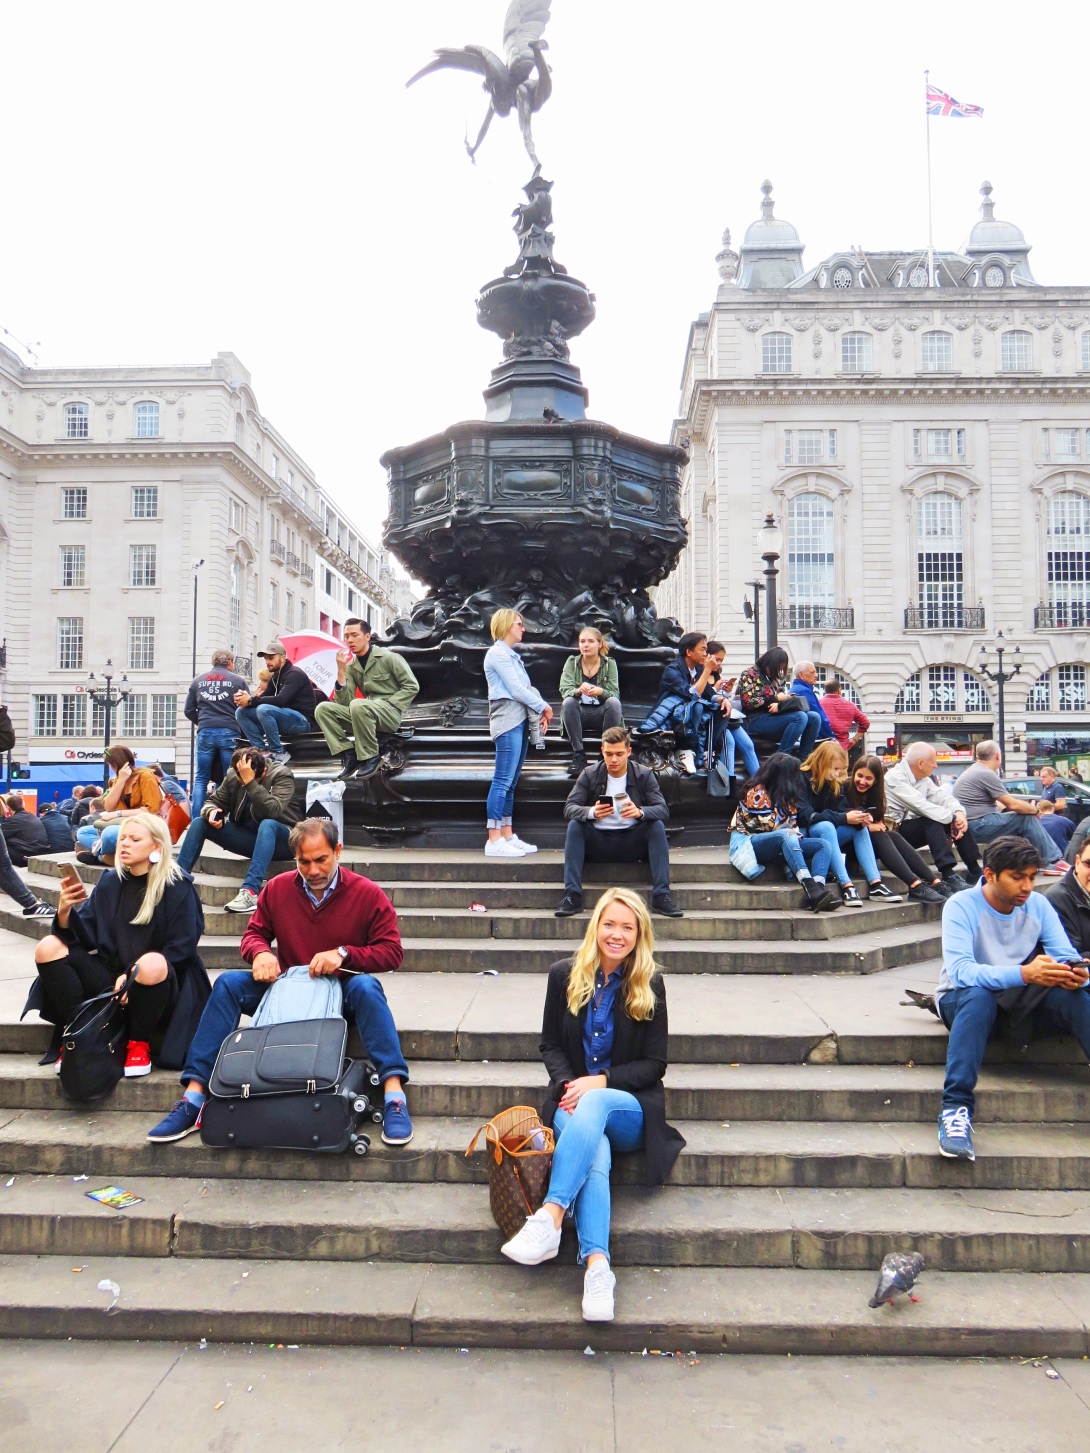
[{"xmin": 58, "ymin": 968, "xmax": 137, "ymax": 1103}]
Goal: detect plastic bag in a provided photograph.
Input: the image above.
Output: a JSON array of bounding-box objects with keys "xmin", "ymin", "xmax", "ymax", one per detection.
[{"xmin": 305, "ymin": 779, "xmax": 346, "ymax": 840}]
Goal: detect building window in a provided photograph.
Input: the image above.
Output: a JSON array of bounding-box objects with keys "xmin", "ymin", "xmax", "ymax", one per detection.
[
  {"xmin": 1001, "ymin": 330, "xmax": 1032, "ymax": 371},
  {"xmin": 121, "ymin": 694, "xmax": 148, "ymax": 736},
  {"xmin": 131, "ymin": 485, "xmax": 159, "ymax": 519},
  {"xmin": 127, "ymin": 617, "xmax": 155, "ymax": 670},
  {"xmin": 287, "ymin": 469, "xmax": 295, "ymax": 491},
  {"xmin": 1055, "ymin": 429, "xmax": 1081, "ymax": 462},
  {"xmin": 285, "ymin": 590, "xmax": 294, "ymax": 631},
  {"xmin": 841, "ymin": 332, "xmax": 872, "ymax": 371},
  {"xmin": 59, "ymin": 545, "xmax": 85, "ymax": 588},
  {"xmin": 796, "ymin": 430, "xmax": 823, "ymax": 465},
  {"xmin": 91, "ymin": 698, "xmax": 106, "ymax": 738},
  {"xmin": 299, "ymin": 599, "xmax": 307, "ymax": 630},
  {"xmin": 814, "ymin": 666, "xmax": 862, "ymax": 708},
  {"xmin": 235, "ymin": 414, "xmax": 244, "ymax": 445},
  {"xmin": 32, "ymin": 695, "xmax": 57, "ymax": 737},
  {"xmin": 269, "ymin": 581, "xmax": 279, "ymax": 621},
  {"xmin": 894, "ymin": 672, "xmax": 922, "ymax": 714},
  {"xmin": 324, "ymin": 567, "xmax": 334, "ymax": 595},
  {"xmin": 1046, "ymin": 491, "xmax": 1090, "ymax": 626},
  {"xmin": 151, "ymin": 694, "xmax": 177, "ymax": 737},
  {"xmin": 61, "ymin": 693, "xmax": 86, "ymax": 736},
  {"xmin": 57, "ymin": 617, "xmax": 84, "ymax": 671},
  {"xmin": 129, "ymin": 545, "xmax": 157, "ymax": 588},
  {"xmin": 761, "ymin": 332, "xmax": 792, "ymax": 374},
  {"xmin": 962, "ymin": 672, "xmax": 992, "ymax": 713},
  {"xmin": 1027, "ymin": 672, "xmax": 1051, "ymax": 712},
  {"xmin": 926, "ymin": 428, "xmax": 952, "ymax": 461},
  {"xmin": 346, "ymin": 588, "xmax": 357, "ymax": 613},
  {"xmin": 61, "ymin": 486, "xmax": 88, "ymax": 519},
  {"xmin": 271, "ymin": 452, "xmax": 280, "ymax": 480},
  {"xmin": 927, "ymin": 665, "xmax": 957, "ymax": 713},
  {"xmin": 64, "ymin": 403, "xmax": 89, "ymax": 438},
  {"xmin": 783, "ymin": 430, "xmax": 793, "ymax": 464},
  {"xmin": 1058, "ymin": 664, "xmax": 1088, "ymax": 712},
  {"xmin": 921, "ymin": 332, "xmax": 952, "ymax": 372},
  {"xmin": 828, "ymin": 429, "xmax": 838, "ymax": 461},
  {"xmin": 917, "ymin": 492, "xmax": 964, "ymax": 628},
  {"xmin": 133, "ymin": 402, "xmax": 159, "ymax": 438},
  {"xmin": 786, "ymin": 493, "xmax": 835, "ymax": 626},
  {"xmin": 229, "ymin": 499, "xmax": 243, "ymax": 532},
  {"xmin": 1082, "ymin": 334, "xmax": 1090, "ymax": 372},
  {"xmin": 229, "ymin": 559, "xmax": 242, "ymax": 652}
]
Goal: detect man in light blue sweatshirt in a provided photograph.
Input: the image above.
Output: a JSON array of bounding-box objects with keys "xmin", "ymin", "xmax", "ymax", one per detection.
[{"xmin": 936, "ymin": 835, "xmax": 1090, "ymax": 1161}]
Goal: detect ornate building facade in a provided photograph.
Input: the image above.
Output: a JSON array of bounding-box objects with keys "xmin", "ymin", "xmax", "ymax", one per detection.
[
  {"xmin": 657, "ymin": 182, "xmax": 1090, "ymax": 773},
  {"xmin": 0, "ymin": 344, "xmax": 404, "ymax": 775}
]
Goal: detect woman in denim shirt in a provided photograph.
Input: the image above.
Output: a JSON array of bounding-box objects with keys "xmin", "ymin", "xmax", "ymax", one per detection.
[{"xmin": 483, "ymin": 609, "xmax": 553, "ymax": 858}]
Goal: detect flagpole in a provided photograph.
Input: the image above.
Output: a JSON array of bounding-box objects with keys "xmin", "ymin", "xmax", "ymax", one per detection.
[{"xmin": 924, "ymin": 68, "xmax": 935, "ymax": 287}]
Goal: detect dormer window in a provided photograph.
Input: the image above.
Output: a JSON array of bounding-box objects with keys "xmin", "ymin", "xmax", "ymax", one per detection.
[
  {"xmin": 831, "ymin": 266, "xmax": 853, "ymax": 290},
  {"xmin": 984, "ymin": 265, "xmax": 1005, "ymax": 288},
  {"xmin": 910, "ymin": 266, "xmax": 928, "ymax": 288}
]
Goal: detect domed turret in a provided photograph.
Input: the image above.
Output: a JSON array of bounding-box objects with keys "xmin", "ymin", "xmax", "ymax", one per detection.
[
  {"xmin": 738, "ymin": 181, "xmax": 805, "ymax": 288},
  {"xmin": 966, "ymin": 181, "xmax": 1036, "ymax": 284}
]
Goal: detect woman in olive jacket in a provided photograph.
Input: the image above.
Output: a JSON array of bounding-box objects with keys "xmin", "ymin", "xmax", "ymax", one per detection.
[{"xmin": 500, "ymin": 887, "xmax": 685, "ymax": 1323}]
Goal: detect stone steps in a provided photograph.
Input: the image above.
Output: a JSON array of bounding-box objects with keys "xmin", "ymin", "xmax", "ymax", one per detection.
[{"xmin": 1, "ymin": 1256, "xmax": 1088, "ymax": 1355}]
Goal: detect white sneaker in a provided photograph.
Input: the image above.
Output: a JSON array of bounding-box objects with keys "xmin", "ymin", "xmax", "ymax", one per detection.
[
  {"xmin": 500, "ymin": 1207, "xmax": 562, "ymax": 1265},
  {"xmin": 511, "ymin": 836, "xmax": 538, "ymax": 854},
  {"xmin": 678, "ymin": 749, "xmax": 697, "ymax": 775},
  {"xmin": 485, "ymin": 838, "xmax": 526, "ymax": 858},
  {"xmin": 225, "ymin": 888, "xmax": 259, "ymax": 914},
  {"xmin": 581, "ymin": 1262, "xmax": 616, "ymax": 1322}
]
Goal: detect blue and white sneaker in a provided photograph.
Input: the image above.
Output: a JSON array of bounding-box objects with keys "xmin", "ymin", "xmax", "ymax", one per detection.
[
  {"xmin": 381, "ymin": 1097, "xmax": 413, "ymax": 1146},
  {"xmin": 937, "ymin": 1105, "xmax": 975, "ymax": 1161},
  {"xmin": 147, "ymin": 1098, "xmax": 202, "ymax": 1143}
]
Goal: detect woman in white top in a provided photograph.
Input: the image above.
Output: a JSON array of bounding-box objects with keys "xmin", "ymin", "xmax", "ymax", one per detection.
[{"xmin": 483, "ymin": 609, "xmax": 553, "ymax": 858}]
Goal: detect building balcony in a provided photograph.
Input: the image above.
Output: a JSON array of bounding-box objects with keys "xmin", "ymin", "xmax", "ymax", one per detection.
[
  {"xmin": 234, "ymin": 654, "xmax": 254, "ymax": 677},
  {"xmin": 1034, "ymin": 603, "xmax": 1090, "ymax": 629},
  {"xmin": 270, "ymin": 539, "xmax": 286, "ymax": 563},
  {"xmin": 300, "ymin": 563, "xmax": 314, "ymax": 585},
  {"xmin": 777, "ymin": 605, "xmax": 855, "ymax": 631},
  {"xmin": 285, "ymin": 551, "xmax": 301, "ymax": 575},
  {"xmin": 904, "ymin": 605, "xmax": 986, "ymax": 631}
]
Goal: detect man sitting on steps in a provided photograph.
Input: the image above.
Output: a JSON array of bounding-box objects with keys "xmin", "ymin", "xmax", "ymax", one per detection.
[
  {"xmin": 556, "ymin": 726, "xmax": 682, "ymax": 920},
  {"xmin": 315, "ymin": 618, "xmax": 420, "ymax": 781},
  {"xmin": 147, "ymin": 818, "xmax": 413, "ymax": 1147},
  {"xmin": 934, "ymin": 835, "xmax": 1088, "ymax": 1163}
]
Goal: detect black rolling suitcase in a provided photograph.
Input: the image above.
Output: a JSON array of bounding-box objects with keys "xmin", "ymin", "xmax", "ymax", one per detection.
[{"xmin": 199, "ymin": 1017, "xmax": 384, "ymax": 1156}]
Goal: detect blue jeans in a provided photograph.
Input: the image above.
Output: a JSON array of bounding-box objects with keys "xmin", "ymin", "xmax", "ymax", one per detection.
[
  {"xmin": 968, "ymin": 811, "xmax": 1061, "ymax": 866},
  {"xmin": 177, "ymin": 816, "xmax": 292, "ymax": 894},
  {"xmin": 486, "ymin": 721, "xmax": 529, "ymax": 828},
  {"xmin": 724, "ymin": 723, "xmax": 759, "ymax": 779},
  {"xmin": 744, "ymin": 710, "xmax": 823, "ymax": 759},
  {"xmin": 194, "ymin": 728, "xmax": 237, "ymax": 813},
  {"xmin": 751, "ymin": 829, "xmax": 830, "ymax": 881},
  {"xmin": 807, "ymin": 820, "xmax": 881, "ymax": 886},
  {"xmin": 76, "ymin": 822, "xmax": 120, "ymax": 858},
  {"xmin": 183, "ymin": 968, "xmax": 409, "ymax": 1088},
  {"xmin": 236, "ymin": 705, "xmax": 311, "ymax": 752},
  {"xmin": 547, "ymin": 1088, "xmax": 644, "ymax": 1263},
  {"xmin": 939, "ymin": 983, "xmax": 1090, "ymax": 1115}
]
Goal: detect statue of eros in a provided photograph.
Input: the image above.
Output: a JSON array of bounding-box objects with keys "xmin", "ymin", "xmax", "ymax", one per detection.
[{"xmin": 407, "ymin": 1, "xmax": 552, "ymax": 169}]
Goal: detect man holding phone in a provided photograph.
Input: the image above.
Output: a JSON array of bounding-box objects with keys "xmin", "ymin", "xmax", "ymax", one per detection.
[
  {"xmin": 935, "ymin": 835, "xmax": 1090, "ymax": 1162},
  {"xmin": 556, "ymin": 726, "xmax": 682, "ymax": 919}
]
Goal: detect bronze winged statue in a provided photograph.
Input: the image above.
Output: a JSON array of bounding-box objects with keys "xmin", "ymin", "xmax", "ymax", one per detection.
[{"xmin": 406, "ymin": 0, "xmax": 553, "ymax": 168}]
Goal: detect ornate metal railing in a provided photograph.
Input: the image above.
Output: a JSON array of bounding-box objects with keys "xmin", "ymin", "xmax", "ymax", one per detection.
[
  {"xmin": 904, "ymin": 605, "xmax": 985, "ymax": 631},
  {"xmin": 1035, "ymin": 603, "xmax": 1090, "ymax": 629},
  {"xmin": 300, "ymin": 563, "xmax": 314, "ymax": 585},
  {"xmin": 285, "ymin": 551, "xmax": 301, "ymax": 574},
  {"xmin": 234, "ymin": 654, "xmax": 254, "ymax": 677},
  {"xmin": 270, "ymin": 539, "xmax": 286, "ymax": 562},
  {"xmin": 777, "ymin": 605, "xmax": 855, "ymax": 631}
]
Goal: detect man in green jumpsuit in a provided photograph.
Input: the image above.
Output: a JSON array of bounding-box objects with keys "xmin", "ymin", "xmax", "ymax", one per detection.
[{"xmin": 315, "ymin": 618, "xmax": 420, "ymax": 779}]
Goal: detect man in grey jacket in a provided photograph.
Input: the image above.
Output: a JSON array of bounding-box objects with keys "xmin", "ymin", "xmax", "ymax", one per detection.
[
  {"xmin": 884, "ymin": 743, "xmax": 982, "ymax": 893},
  {"xmin": 175, "ymin": 749, "xmax": 300, "ymax": 914},
  {"xmin": 555, "ymin": 727, "xmax": 682, "ymax": 920}
]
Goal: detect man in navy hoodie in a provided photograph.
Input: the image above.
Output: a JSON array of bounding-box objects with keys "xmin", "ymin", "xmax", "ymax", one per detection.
[{"xmin": 185, "ymin": 650, "xmax": 250, "ymax": 810}]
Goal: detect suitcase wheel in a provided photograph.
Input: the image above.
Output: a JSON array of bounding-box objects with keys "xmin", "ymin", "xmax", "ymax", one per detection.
[
  {"xmin": 353, "ymin": 1137, "xmax": 368, "ymax": 1157},
  {"xmin": 371, "ymin": 1109, "xmax": 383, "ymax": 1124},
  {"xmin": 352, "ymin": 1097, "xmax": 369, "ymax": 1115},
  {"xmin": 369, "ymin": 1072, "xmax": 380, "ymax": 1087}
]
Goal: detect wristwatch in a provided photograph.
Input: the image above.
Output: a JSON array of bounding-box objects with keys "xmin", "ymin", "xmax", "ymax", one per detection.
[{"xmin": 336, "ymin": 946, "xmax": 348, "ymax": 961}]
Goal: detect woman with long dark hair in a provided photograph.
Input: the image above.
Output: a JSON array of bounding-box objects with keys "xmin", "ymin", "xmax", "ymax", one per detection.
[
  {"xmin": 500, "ymin": 888, "xmax": 684, "ymax": 1324},
  {"xmin": 736, "ymin": 647, "xmax": 823, "ymax": 760},
  {"xmin": 729, "ymin": 752, "xmax": 838, "ymax": 912},
  {"xmin": 847, "ymin": 755, "xmax": 946, "ymax": 904}
]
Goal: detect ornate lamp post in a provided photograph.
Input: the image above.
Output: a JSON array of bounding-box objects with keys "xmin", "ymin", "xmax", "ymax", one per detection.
[
  {"xmin": 978, "ymin": 631, "xmax": 1022, "ymax": 765},
  {"xmin": 85, "ymin": 661, "xmax": 131, "ymax": 788},
  {"xmin": 743, "ymin": 581, "xmax": 764, "ymax": 663},
  {"xmin": 190, "ymin": 559, "xmax": 205, "ymax": 798},
  {"xmin": 759, "ymin": 512, "xmax": 783, "ymax": 653}
]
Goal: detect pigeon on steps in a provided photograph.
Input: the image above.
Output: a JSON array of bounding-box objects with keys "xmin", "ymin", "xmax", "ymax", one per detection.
[{"xmin": 868, "ymin": 1252, "xmax": 925, "ymax": 1308}]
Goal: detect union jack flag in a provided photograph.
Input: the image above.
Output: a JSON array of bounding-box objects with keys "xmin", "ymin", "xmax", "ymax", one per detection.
[{"xmin": 926, "ymin": 83, "xmax": 983, "ymax": 118}]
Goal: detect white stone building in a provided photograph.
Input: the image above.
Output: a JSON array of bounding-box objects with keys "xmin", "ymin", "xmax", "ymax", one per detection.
[
  {"xmin": 657, "ymin": 182, "xmax": 1090, "ymax": 774},
  {"xmin": 0, "ymin": 344, "xmax": 404, "ymax": 777}
]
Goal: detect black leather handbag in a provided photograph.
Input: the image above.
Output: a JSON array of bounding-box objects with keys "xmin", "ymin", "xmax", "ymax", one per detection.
[
  {"xmin": 776, "ymin": 694, "xmax": 806, "ymax": 714},
  {"xmin": 59, "ymin": 967, "xmax": 137, "ymax": 1103},
  {"xmin": 208, "ymin": 1017, "xmax": 348, "ymax": 1098}
]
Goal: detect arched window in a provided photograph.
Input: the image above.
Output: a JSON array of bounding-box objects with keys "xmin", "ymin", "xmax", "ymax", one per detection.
[
  {"xmin": 133, "ymin": 401, "xmax": 159, "ymax": 438},
  {"xmin": 814, "ymin": 665, "xmax": 863, "ymax": 709},
  {"xmin": 64, "ymin": 402, "xmax": 89, "ymax": 439},
  {"xmin": 840, "ymin": 332, "xmax": 872, "ymax": 372},
  {"xmin": 895, "ymin": 672, "xmax": 921, "ymax": 714},
  {"xmin": 1045, "ymin": 491, "xmax": 1090, "ymax": 626},
  {"xmin": 916, "ymin": 492, "xmax": 964, "ymax": 628},
  {"xmin": 229, "ymin": 559, "xmax": 242, "ymax": 653},
  {"xmin": 785, "ymin": 493, "xmax": 835, "ymax": 629},
  {"xmin": 761, "ymin": 332, "xmax": 792, "ymax": 374},
  {"xmin": 1001, "ymin": 330, "xmax": 1032, "ymax": 371},
  {"xmin": 920, "ymin": 331, "xmax": 952, "ymax": 372}
]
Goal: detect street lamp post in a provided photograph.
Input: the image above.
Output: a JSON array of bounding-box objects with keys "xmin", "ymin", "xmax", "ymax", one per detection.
[
  {"xmin": 85, "ymin": 661, "xmax": 132, "ymax": 789},
  {"xmin": 190, "ymin": 559, "xmax": 205, "ymax": 798},
  {"xmin": 978, "ymin": 631, "xmax": 1022, "ymax": 765},
  {"xmin": 758, "ymin": 512, "xmax": 783, "ymax": 653},
  {"xmin": 742, "ymin": 581, "xmax": 764, "ymax": 663}
]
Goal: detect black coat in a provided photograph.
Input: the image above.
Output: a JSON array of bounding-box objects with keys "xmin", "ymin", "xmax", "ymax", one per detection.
[
  {"xmin": 22, "ymin": 870, "xmax": 211, "ymax": 1070},
  {"xmin": 539, "ymin": 959, "xmax": 685, "ymax": 1187},
  {"xmin": 1, "ymin": 812, "xmax": 50, "ymax": 865},
  {"xmin": 563, "ymin": 759, "xmax": 669, "ymax": 825},
  {"xmin": 1045, "ymin": 870, "xmax": 1090, "ymax": 959}
]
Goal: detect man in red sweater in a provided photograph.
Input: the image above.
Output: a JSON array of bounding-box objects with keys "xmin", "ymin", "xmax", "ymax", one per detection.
[
  {"xmin": 818, "ymin": 679, "xmax": 869, "ymax": 754},
  {"xmin": 147, "ymin": 818, "xmax": 413, "ymax": 1146}
]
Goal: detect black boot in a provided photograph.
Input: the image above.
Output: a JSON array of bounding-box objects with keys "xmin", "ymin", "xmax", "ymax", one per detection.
[
  {"xmin": 555, "ymin": 892, "xmax": 583, "ymax": 918},
  {"xmin": 801, "ymin": 877, "xmax": 838, "ymax": 913},
  {"xmin": 569, "ymin": 751, "xmax": 587, "ymax": 779},
  {"xmin": 651, "ymin": 891, "xmax": 684, "ymax": 918},
  {"xmin": 338, "ymin": 749, "xmax": 360, "ymax": 780}
]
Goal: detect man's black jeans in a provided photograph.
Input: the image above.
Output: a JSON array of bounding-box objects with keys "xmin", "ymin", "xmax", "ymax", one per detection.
[
  {"xmin": 898, "ymin": 816, "xmax": 981, "ymax": 876},
  {"xmin": 563, "ymin": 819, "xmax": 671, "ymax": 897}
]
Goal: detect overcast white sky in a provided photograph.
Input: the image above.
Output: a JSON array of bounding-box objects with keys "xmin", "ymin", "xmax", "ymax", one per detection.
[{"xmin": 4, "ymin": 0, "xmax": 1088, "ymax": 546}]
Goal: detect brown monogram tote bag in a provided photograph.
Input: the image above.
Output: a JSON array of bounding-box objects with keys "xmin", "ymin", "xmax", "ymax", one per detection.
[{"xmin": 465, "ymin": 1105, "xmax": 556, "ymax": 1238}]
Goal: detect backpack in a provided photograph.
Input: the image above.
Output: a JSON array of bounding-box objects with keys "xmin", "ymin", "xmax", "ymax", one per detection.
[{"xmin": 250, "ymin": 964, "xmax": 344, "ymax": 1027}]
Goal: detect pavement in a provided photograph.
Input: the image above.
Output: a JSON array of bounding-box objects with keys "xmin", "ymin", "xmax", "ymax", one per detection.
[{"xmin": 2, "ymin": 1341, "xmax": 1090, "ymax": 1452}]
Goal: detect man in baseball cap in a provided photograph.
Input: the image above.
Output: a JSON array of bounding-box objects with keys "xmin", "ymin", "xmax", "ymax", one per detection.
[{"xmin": 233, "ymin": 640, "xmax": 317, "ymax": 764}]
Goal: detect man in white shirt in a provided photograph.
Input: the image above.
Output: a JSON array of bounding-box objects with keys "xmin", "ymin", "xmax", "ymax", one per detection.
[{"xmin": 884, "ymin": 742, "xmax": 982, "ymax": 894}]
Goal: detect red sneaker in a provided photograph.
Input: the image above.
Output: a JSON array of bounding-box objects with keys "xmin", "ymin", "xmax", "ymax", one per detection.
[{"xmin": 123, "ymin": 1040, "xmax": 152, "ymax": 1078}]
